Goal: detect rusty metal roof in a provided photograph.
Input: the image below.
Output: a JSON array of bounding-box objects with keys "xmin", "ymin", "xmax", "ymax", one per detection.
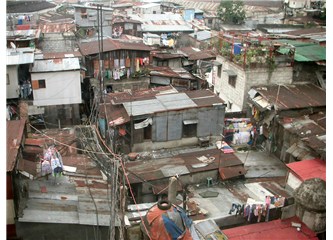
[
  {"xmin": 79, "ymin": 38, "xmax": 152, "ymax": 56},
  {"xmin": 38, "ymin": 51, "xmax": 82, "ymax": 59},
  {"xmin": 106, "ymin": 86, "xmax": 177, "ymax": 105},
  {"xmin": 185, "ymin": 89, "xmax": 225, "ymax": 107},
  {"xmin": 104, "ymin": 88, "xmax": 223, "ymax": 119},
  {"xmin": 153, "ymin": 52, "xmax": 184, "ymax": 59},
  {"xmin": 219, "ymin": 166, "xmax": 247, "ymax": 180},
  {"xmin": 39, "ymin": 22, "xmax": 76, "ymax": 33},
  {"xmin": 250, "ymin": 84, "xmax": 326, "ymax": 111},
  {"xmin": 188, "ymin": 50, "xmax": 216, "ymax": 61},
  {"xmin": 7, "ymin": 119, "xmax": 26, "ymax": 172},
  {"xmin": 125, "ymin": 148, "xmax": 244, "ymax": 184},
  {"xmin": 149, "ymin": 66, "xmax": 196, "ymax": 80}
]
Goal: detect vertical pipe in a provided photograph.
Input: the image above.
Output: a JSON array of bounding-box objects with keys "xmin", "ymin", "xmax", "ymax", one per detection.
[{"xmin": 167, "ymin": 176, "xmax": 178, "ymax": 204}]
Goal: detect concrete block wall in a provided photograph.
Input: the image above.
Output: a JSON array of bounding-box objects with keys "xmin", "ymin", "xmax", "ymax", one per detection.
[{"xmin": 215, "ymin": 55, "xmax": 293, "ymax": 112}]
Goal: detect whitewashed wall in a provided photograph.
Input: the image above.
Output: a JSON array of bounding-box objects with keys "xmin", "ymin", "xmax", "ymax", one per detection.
[
  {"xmin": 31, "ymin": 70, "xmax": 82, "ymax": 106},
  {"xmin": 6, "ymin": 65, "xmax": 19, "ymax": 99}
]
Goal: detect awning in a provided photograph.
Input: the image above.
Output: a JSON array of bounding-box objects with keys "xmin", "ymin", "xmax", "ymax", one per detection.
[
  {"xmin": 219, "ymin": 165, "xmax": 246, "ymax": 180},
  {"xmin": 224, "ymin": 69, "xmax": 237, "ymax": 76},
  {"xmin": 134, "ymin": 118, "xmax": 152, "ymax": 129},
  {"xmin": 183, "ymin": 119, "xmax": 199, "ymax": 125}
]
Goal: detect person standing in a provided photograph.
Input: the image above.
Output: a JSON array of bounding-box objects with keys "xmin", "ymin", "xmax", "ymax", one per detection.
[{"xmin": 51, "ymin": 154, "xmax": 63, "ymax": 177}]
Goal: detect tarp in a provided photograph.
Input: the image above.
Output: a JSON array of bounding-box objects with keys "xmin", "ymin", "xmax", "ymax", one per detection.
[
  {"xmin": 276, "ymin": 40, "xmax": 326, "ymax": 62},
  {"xmin": 134, "ymin": 118, "xmax": 152, "ymax": 129},
  {"xmin": 142, "ymin": 203, "xmax": 197, "ymax": 240}
]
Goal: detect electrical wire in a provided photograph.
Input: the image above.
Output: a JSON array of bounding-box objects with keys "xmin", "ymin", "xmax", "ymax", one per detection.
[{"xmin": 93, "ymin": 125, "xmax": 152, "ymax": 240}]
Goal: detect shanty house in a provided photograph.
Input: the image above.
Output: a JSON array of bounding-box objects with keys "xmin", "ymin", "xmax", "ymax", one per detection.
[
  {"xmin": 30, "ymin": 53, "xmax": 82, "ymax": 127},
  {"xmin": 247, "ymin": 83, "xmax": 326, "ymax": 162},
  {"xmin": 79, "ymin": 38, "xmax": 152, "ymax": 92},
  {"xmin": 101, "ymin": 87, "xmax": 225, "ymax": 153},
  {"xmin": 112, "ymin": 16, "xmax": 142, "ymax": 38},
  {"xmin": 73, "ymin": 4, "xmax": 113, "ymax": 38}
]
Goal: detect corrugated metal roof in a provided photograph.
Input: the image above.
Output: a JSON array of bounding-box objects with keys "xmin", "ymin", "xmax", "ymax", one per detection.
[
  {"xmin": 79, "ymin": 38, "xmax": 152, "ymax": 56},
  {"xmin": 125, "ymin": 148, "xmax": 243, "ymax": 184},
  {"xmin": 37, "ymin": 51, "xmax": 82, "ymax": 59},
  {"xmin": 31, "ymin": 57, "xmax": 80, "ymax": 72},
  {"xmin": 6, "ymin": 29, "xmax": 41, "ymax": 40},
  {"xmin": 123, "ymin": 99, "xmax": 165, "ymax": 116},
  {"xmin": 286, "ymin": 159, "xmax": 325, "ymax": 182},
  {"xmin": 142, "ymin": 24, "xmax": 194, "ymax": 32},
  {"xmin": 189, "ymin": 30, "xmax": 212, "ymax": 41},
  {"xmin": 219, "ymin": 166, "xmax": 247, "ymax": 180},
  {"xmin": 188, "ymin": 50, "xmax": 216, "ymax": 61},
  {"xmin": 137, "ymin": 3, "xmax": 160, "ymax": 8},
  {"xmin": 17, "ymin": 127, "xmax": 121, "ymax": 226},
  {"xmin": 223, "ymin": 216, "xmax": 319, "ymax": 240},
  {"xmin": 39, "ymin": 23, "xmax": 76, "ymax": 33},
  {"xmin": 153, "ymin": 53, "xmax": 184, "ymax": 59},
  {"xmin": 251, "ymin": 84, "xmax": 326, "ymax": 111},
  {"xmin": 7, "ymin": 119, "xmax": 26, "ymax": 172},
  {"xmin": 6, "ymin": 50, "xmax": 34, "ymax": 65},
  {"xmin": 276, "ymin": 39, "xmax": 326, "ymax": 62},
  {"xmin": 110, "ymin": 88, "xmax": 223, "ymax": 117}
]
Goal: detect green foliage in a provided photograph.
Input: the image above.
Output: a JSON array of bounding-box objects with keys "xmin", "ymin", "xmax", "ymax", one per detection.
[{"xmin": 217, "ymin": 0, "xmax": 246, "ymax": 24}]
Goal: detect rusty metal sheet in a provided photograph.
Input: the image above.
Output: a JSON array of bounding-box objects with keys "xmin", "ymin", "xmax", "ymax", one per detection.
[
  {"xmin": 254, "ymin": 84, "xmax": 326, "ymax": 111},
  {"xmin": 219, "ymin": 165, "xmax": 246, "ymax": 180},
  {"xmin": 7, "ymin": 119, "xmax": 26, "ymax": 172},
  {"xmin": 79, "ymin": 38, "xmax": 152, "ymax": 56}
]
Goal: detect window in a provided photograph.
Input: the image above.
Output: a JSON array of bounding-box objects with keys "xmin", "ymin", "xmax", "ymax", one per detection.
[
  {"xmin": 224, "ymin": 70, "xmax": 237, "ymax": 88},
  {"xmin": 32, "ymin": 79, "xmax": 46, "ymax": 89},
  {"xmin": 6, "ymin": 74, "xmax": 9, "ymax": 85},
  {"xmin": 182, "ymin": 120, "xmax": 198, "ymax": 138},
  {"xmin": 208, "ymin": 19, "xmax": 213, "ymax": 24},
  {"xmin": 228, "ymin": 76, "xmax": 237, "ymax": 87},
  {"xmin": 144, "ymin": 125, "xmax": 152, "ymax": 140},
  {"xmin": 218, "ymin": 65, "xmax": 222, "ymax": 77}
]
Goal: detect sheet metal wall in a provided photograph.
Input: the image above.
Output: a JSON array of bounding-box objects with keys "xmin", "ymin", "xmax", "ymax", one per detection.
[{"xmin": 152, "ymin": 106, "xmax": 225, "ymax": 142}]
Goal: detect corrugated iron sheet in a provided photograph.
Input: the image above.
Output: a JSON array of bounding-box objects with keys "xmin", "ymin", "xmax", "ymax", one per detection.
[
  {"xmin": 31, "ymin": 57, "xmax": 80, "ymax": 72},
  {"xmin": 39, "ymin": 23, "xmax": 76, "ymax": 33},
  {"xmin": 79, "ymin": 38, "xmax": 152, "ymax": 56},
  {"xmin": 219, "ymin": 165, "xmax": 246, "ymax": 180},
  {"xmin": 41, "ymin": 51, "xmax": 82, "ymax": 59},
  {"xmin": 6, "ymin": 51, "xmax": 34, "ymax": 65},
  {"xmin": 252, "ymin": 84, "xmax": 326, "ymax": 111},
  {"xmin": 7, "ymin": 119, "xmax": 26, "ymax": 172},
  {"xmin": 125, "ymin": 148, "xmax": 244, "ymax": 184}
]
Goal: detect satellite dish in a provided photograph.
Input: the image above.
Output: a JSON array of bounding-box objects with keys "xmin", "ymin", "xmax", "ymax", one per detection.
[{"xmin": 10, "ymin": 42, "xmax": 17, "ymax": 49}]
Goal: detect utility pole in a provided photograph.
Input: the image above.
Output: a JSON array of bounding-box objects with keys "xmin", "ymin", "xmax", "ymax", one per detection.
[{"xmin": 97, "ymin": 4, "xmax": 104, "ymax": 100}]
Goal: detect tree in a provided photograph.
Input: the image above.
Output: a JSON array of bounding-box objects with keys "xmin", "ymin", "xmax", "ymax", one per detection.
[{"xmin": 217, "ymin": 0, "xmax": 246, "ymax": 25}]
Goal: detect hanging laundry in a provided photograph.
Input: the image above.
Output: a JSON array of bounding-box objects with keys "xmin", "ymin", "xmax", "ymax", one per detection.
[
  {"xmin": 125, "ymin": 57, "xmax": 131, "ymax": 68},
  {"xmin": 136, "ymin": 58, "xmax": 140, "ymax": 71},
  {"xmin": 120, "ymin": 58, "xmax": 125, "ymax": 68}
]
